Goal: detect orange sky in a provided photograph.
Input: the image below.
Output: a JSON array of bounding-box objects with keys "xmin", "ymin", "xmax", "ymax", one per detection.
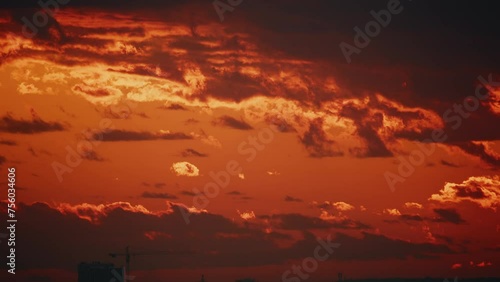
[{"xmin": 0, "ymin": 1, "xmax": 499, "ymax": 281}]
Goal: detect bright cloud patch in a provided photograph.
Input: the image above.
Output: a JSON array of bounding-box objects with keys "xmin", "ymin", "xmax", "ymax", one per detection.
[
  {"xmin": 171, "ymin": 161, "xmax": 200, "ymax": 177},
  {"xmin": 238, "ymin": 210, "xmax": 256, "ymax": 220},
  {"xmin": 383, "ymin": 208, "xmax": 401, "ymax": 216},
  {"xmin": 333, "ymin": 201, "xmax": 355, "ymax": 211},
  {"xmin": 18, "ymin": 82, "xmax": 41, "ymax": 94},
  {"xmin": 312, "ymin": 201, "xmax": 355, "ymax": 211},
  {"xmin": 56, "ymin": 202, "xmax": 155, "ymax": 223},
  {"xmin": 404, "ymin": 202, "xmax": 423, "ymax": 209},
  {"xmin": 429, "ymin": 176, "xmax": 500, "ymax": 209}
]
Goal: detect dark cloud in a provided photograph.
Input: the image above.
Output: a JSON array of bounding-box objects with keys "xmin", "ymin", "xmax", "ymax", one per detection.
[
  {"xmin": 386, "ymin": 216, "xmax": 428, "ymax": 225},
  {"xmin": 391, "ymin": 210, "xmax": 466, "ymax": 225},
  {"xmin": 225, "ymin": 191, "xmax": 252, "ymax": 200},
  {"xmin": 79, "ymin": 149, "xmax": 105, "ymax": 161},
  {"xmin": 181, "ymin": 148, "xmax": 208, "ymax": 157},
  {"xmin": 432, "ymin": 208, "xmax": 466, "ymax": 225},
  {"xmin": 0, "ymin": 0, "xmax": 195, "ymax": 10},
  {"xmin": 154, "ymin": 182, "xmax": 166, "ymax": 189},
  {"xmin": 299, "ymin": 118, "xmax": 343, "ymax": 158},
  {"xmin": 141, "ymin": 191, "xmax": 178, "ymax": 199},
  {"xmin": 393, "ymin": 111, "xmax": 500, "ymax": 146},
  {"xmin": 453, "ymin": 142, "xmax": 500, "ymax": 168},
  {"xmin": 204, "ymin": 71, "xmax": 265, "ymax": 103},
  {"xmin": 5, "ymin": 0, "xmax": 500, "ymax": 122},
  {"xmin": 28, "ymin": 146, "xmax": 37, "ymax": 157},
  {"xmin": 455, "ymin": 184, "xmax": 487, "ymax": 199},
  {"xmin": 399, "ymin": 214, "xmax": 424, "ymax": 222},
  {"xmin": 284, "ymin": 195, "xmax": 303, "ymax": 202},
  {"xmin": 72, "ymin": 84, "xmax": 112, "ymax": 97},
  {"xmin": 260, "ymin": 213, "xmax": 371, "ymax": 230},
  {"xmin": 185, "ymin": 118, "xmax": 199, "ymax": 125},
  {"xmin": 441, "ymin": 160, "xmax": 461, "ymax": 168},
  {"xmin": 433, "ymin": 234, "xmax": 454, "ymax": 245},
  {"xmin": 179, "ymin": 190, "xmax": 197, "ymax": 196},
  {"xmin": 169, "ymin": 36, "xmax": 215, "ymax": 53},
  {"xmin": 313, "ymin": 201, "xmax": 333, "ymax": 210},
  {"xmin": 340, "ymin": 104, "xmax": 392, "ymax": 158},
  {"xmin": 0, "ymin": 115, "xmax": 65, "ymax": 134},
  {"xmin": 72, "ymin": 26, "xmax": 146, "ymax": 37},
  {"xmin": 0, "ymin": 201, "xmax": 459, "ymax": 274},
  {"xmin": 101, "ymin": 106, "xmax": 134, "ymax": 120},
  {"xmin": 9, "ymin": 8, "xmax": 67, "ymax": 43},
  {"xmin": 212, "ymin": 115, "xmax": 253, "ymax": 130},
  {"xmin": 135, "ymin": 112, "xmax": 150, "ymax": 119},
  {"xmin": 265, "ymin": 116, "xmax": 295, "ymax": 133},
  {"xmin": 0, "ymin": 139, "xmax": 17, "ymax": 146},
  {"xmin": 113, "ymin": 64, "xmax": 173, "ymax": 79},
  {"xmin": 159, "ymin": 104, "xmax": 187, "ymax": 111},
  {"xmin": 93, "ymin": 129, "xmax": 192, "ymax": 141},
  {"xmin": 332, "ymin": 231, "xmax": 454, "ymax": 261},
  {"xmin": 485, "ymin": 245, "xmax": 500, "ymax": 252},
  {"xmin": 243, "ymin": 1, "xmax": 500, "ymax": 101},
  {"xmin": 0, "ymin": 201, "xmax": 289, "ymax": 270}
]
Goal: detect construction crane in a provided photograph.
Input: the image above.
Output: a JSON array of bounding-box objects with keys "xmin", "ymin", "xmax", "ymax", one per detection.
[{"xmin": 109, "ymin": 246, "xmax": 194, "ymax": 275}]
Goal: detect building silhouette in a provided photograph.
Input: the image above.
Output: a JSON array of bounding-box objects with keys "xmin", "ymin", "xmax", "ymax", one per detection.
[
  {"xmin": 78, "ymin": 262, "xmax": 126, "ymax": 282},
  {"xmin": 235, "ymin": 278, "xmax": 255, "ymax": 282}
]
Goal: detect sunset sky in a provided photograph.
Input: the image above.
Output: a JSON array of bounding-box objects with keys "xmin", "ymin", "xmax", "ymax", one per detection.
[{"xmin": 0, "ymin": 1, "xmax": 499, "ymax": 281}]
